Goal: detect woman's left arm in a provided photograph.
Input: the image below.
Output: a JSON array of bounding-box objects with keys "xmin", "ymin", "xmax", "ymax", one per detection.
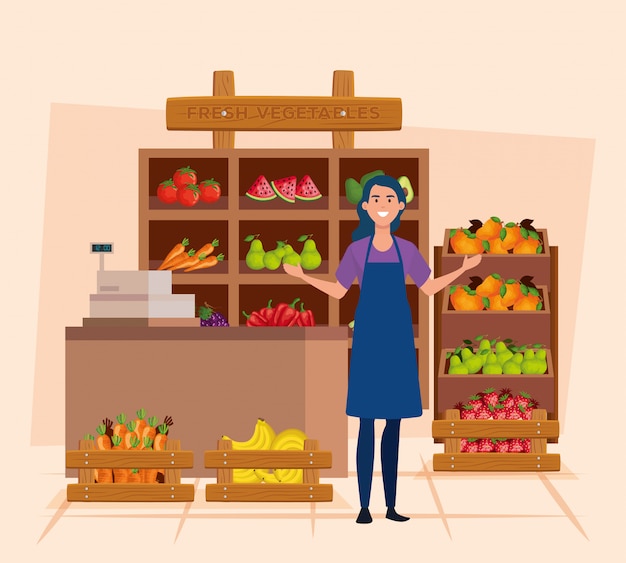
[{"xmin": 419, "ymin": 255, "xmax": 482, "ymax": 296}]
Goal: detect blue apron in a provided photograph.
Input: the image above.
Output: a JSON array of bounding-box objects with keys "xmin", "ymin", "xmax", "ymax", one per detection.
[{"xmin": 347, "ymin": 236, "xmax": 423, "ymax": 419}]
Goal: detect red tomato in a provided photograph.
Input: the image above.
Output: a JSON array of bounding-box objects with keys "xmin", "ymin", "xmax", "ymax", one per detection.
[
  {"xmin": 198, "ymin": 178, "xmax": 222, "ymax": 204},
  {"xmin": 156, "ymin": 178, "xmax": 177, "ymax": 204},
  {"xmin": 177, "ymin": 184, "xmax": 200, "ymax": 207},
  {"xmin": 172, "ymin": 165, "xmax": 198, "ymax": 189}
]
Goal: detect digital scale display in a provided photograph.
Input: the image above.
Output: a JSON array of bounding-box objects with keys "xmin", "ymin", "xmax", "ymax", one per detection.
[{"xmin": 90, "ymin": 243, "xmax": 114, "ymax": 253}]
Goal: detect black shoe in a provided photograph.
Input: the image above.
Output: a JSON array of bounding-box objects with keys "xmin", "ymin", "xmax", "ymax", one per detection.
[
  {"xmin": 386, "ymin": 507, "xmax": 410, "ymax": 522},
  {"xmin": 356, "ymin": 507, "xmax": 373, "ymax": 524}
]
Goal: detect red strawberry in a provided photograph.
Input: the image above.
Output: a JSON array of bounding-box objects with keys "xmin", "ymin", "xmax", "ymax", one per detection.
[
  {"xmin": 476, "ymin": 405, "xmax": 493, "ymax": 419},
  {"xmin": 520, "ymin": 401, "xmax": 537, "ymax": 420},
  {"xmin": 466, "ymin": 438, "xmax": 479, "ymax": 453},
  {"xmin": 478, "ymin": 438, "xmax": 495, "ymax": 452},
  {"xmin": 492, "ymin": 404, "xmax": 508, "ymax": 420},
  {"xmin": 514, "ymin": 390, "xmax": 533, "ymax": 410},
  {"xmin": 481, "ymin": 387, "xmax": 499, "ymax": 408},
  {"xmin": 468, "ymin": 394, "xmax": 483, "ymax": 411},
  {"xmin": 507, "ymin": 405, "xmax": 523, "ymax": 420},
  {"xmin": 460, "ymin": 405, "xmax": 477, "ymax": 420},
  {"xmin": 509, "ymin": 438, "xmax": 524, "ymax": 453},
  {"xmin": 498, "ymin": 389, "xmax": 515, "ymax": 410},
  {"xmin": 460, "ymin": 438, "xmax": 469, "ymax": 452},
  {"xmin": 522, "ymin": 439, "xmax": 532, "ymax": 453},
  {"xmin": 494, "ymin": 439, "xmax": 510, "ymax": 453}
]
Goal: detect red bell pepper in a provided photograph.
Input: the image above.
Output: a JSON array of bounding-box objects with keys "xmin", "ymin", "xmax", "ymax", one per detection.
[
  {"xmin": 242, "ymin": 310, "xmax": 267, "ymax": 327},
  {"xmin": 259, "ymin": 299, "xmax": 276, "ymax": 326},
  {"xmin": 273, "ymin": 297, "xmax": 301, "ymax": 327},
  {"xmin": 297, "ymin": 302, "xmax": 316, "ymax": 326}
]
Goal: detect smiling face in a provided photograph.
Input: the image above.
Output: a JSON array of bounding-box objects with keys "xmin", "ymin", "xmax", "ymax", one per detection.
[{"xmin": 361, "ymin": 185, "xmax": 405, "ymax": 228}]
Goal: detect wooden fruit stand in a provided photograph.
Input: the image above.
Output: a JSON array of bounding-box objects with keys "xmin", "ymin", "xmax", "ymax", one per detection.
[{"xmin": 433, "ymin": 226, "xmax": 560, "ymax": 471}]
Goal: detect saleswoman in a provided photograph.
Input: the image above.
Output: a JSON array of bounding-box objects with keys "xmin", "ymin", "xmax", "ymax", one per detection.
[{"xmin": 284, "ymin": 175, "xmax": 481, "ymax": 524}]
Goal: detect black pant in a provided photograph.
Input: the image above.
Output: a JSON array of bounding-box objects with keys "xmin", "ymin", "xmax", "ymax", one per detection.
[{"xmin": 356, "ymin": 418, "xmax": 401, "ymax": 508}]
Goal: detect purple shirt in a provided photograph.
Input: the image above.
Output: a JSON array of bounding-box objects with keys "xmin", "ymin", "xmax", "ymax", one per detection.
[{"xmin": 336, "ymin": 236, "xmax": 431, "ymax": 289}]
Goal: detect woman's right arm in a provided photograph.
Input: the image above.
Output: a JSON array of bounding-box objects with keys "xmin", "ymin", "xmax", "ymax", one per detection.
[{"xmin": 283, "ymin": 263, "xmax": 349, "ymax": 300}]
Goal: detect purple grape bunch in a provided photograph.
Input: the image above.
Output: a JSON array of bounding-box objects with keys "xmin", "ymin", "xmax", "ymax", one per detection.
[{"xmin": 199, "ymin": 303, "xmax": 229, "ymax": 327}]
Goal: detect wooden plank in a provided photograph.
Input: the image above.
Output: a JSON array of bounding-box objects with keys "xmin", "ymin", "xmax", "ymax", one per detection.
[
  {"xmin": 332, "ymin": 70, "xmax": 355, "ymax": 148},
  {"xmin": 67, "ymin": 483, "xmax": 195, "ymax": 502},
  {"xmin": 432, "ymin": 415, "xmax": 559, "ymax": 440},
  {"xmin": 433, "ymin": 453, "xmax": 560, "ymax": 471},
  {"xmin": 166, "ymin": 96, "xmax": 402, "ymax": 131},
  {"xmin": 303, "ymin": 439, "xmax": 320, "ymax": 484},
  {"xmin": 531, "ymin": 409, "xmax": 548, "ymax": 454},
  {"xmin": 164, "ymin": 439, "xmax": 182, "ymax": 485},
  {"xmin": 217, "ymin": 438, "xmax": 233, "ymax": 484},
  {"xmin": 66, "ymin": 449, "xmax": 193, "ymax": 468},
  {"xmin": 443, "ymin": 409, "xmax": 460, "ymax": 453},
  {"xmin": 206, "ymin": 483, "xmax": 333, "ymax": 502},
  {"xmin": 204, "ymin": 449, "xmax": 332, "ymax": 469},
  {"xmin": 78, "ymin": 439, "xmax": 95, "ymax": 484},
  {"xmin": 213, "ymin": 70, "xmax": 235, "ymax": 148}
]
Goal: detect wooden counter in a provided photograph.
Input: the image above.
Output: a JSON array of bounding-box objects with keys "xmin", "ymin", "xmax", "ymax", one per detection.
[{"xmin": 66, "ymin": 326, "xmax": 349, "ymax": 477}]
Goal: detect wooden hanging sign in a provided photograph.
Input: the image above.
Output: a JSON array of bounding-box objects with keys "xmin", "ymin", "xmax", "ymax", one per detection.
[{"xmin": 166, "ymin": 95, "xmax": 402, "ymax": 131}]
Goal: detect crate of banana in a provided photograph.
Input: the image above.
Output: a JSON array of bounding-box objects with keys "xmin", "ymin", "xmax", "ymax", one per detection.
[{"xmin": 205, "ymin": 418, "xmax": 333, "ymax": 502}]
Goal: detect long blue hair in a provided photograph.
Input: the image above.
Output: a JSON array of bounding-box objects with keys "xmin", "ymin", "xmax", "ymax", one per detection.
[{"xmin": 351, "ymin": 174, "xmax": 406, "ymax": 241}]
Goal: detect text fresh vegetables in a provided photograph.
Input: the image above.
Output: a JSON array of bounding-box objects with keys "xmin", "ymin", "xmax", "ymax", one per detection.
[
  {"xmin": 157, "ymin": 237, "xmax": 224, "ymax": 272},
  {"xmin": 245, "ymin": 234, "xmax": 322, "ymax": 271},
  {"xmin": 84, "ymin": 410, "xmax": 174, "ymax": 483},
  {"xmin": 446, "ymin": 334, "xmax": 548, "ymax": 375},
  {"xmin": 246, "ymin": 174, "xmax": 322, "ymax": 203},
  {"xmin": 450, "ymin": 274, "xmax": 543, "ymax": 311},
  {"xmin": 243, "ymin": 298, "xmax": 316, "ymax": 327},
  {"xmin": 156, "ymin": 165, "xmax": 222, "ymax": 206},
  {"xmin": 449, "ymin": 218, "xmax": 544, "ymax": 255},
  {"xmin": 453, "ymin": 388, "xmax": 539, "ymax": 453}
]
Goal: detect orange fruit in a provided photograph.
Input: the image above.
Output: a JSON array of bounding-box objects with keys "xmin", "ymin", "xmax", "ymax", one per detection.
[
  {"xmin": 476, "ymin": 217, "xmax": 502, "ymax": 240},
  {"xmin": 513, "ymin": 237, "xmax": 542, "ymax": 254},
  {"xmin": 500, "ymin": 223, "xmax": 522, "ymax": 250},
  {"xmin": 485, "ymin": 236, "xmax": 509, "ymax": 254},
  {"xmin": 450, "ymin": 285, "xmax": 485, "ymax": 311},
  {"xmin": 476, "ymin": 273, "xmax": 503, "ymax": 298},
  {"xmin": 485, "ymin": 294, "xmax": 509, "ymax": 310},
  {"xmin": 513, "ymin": 294, "xmax": 542, "ymax": 310},
  {"xmin": 449, "ymin": 229, "xmax": 485, "ymax": 255},
  {"xmin": 500, "ymin": 280, "xmax": 523, "ymax": 307}
]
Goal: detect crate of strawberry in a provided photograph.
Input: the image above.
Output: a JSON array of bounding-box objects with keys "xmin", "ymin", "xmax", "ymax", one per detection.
[{"xmin": 432, "ymin": 387, "xmax": 560, "ymax": 471}]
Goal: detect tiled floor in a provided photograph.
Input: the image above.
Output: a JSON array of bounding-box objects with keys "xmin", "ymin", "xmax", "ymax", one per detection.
[{"xmin": 22, "ymin": 436, "xmax": 612, "ymax": 562}]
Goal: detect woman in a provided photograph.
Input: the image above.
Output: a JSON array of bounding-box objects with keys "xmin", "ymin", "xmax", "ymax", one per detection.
[{"xmin": 283, "ymin": 174, "xmax": 481, "ymax": 523}]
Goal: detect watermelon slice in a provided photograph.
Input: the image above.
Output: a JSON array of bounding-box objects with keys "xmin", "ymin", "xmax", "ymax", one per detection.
[
  {"xmin": 246, "ymin": 175, "xmax": 276, "ymax": 201},
  {"xmin": 295, "ymin": 175, "xmax": 322, "ymax": 201},
  {"xmin": 271, "ymin": 176, "xmax": 297, "ymax": 203}
]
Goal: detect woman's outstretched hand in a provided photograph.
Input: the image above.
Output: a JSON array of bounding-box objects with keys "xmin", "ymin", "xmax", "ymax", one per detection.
[
  {"xmin": 283, "ymin": 263, "xmax": 304, "ymax": 278},
  {"xmin": 462, "ymin": 254, "xmax": 482, "ymax": 271}
]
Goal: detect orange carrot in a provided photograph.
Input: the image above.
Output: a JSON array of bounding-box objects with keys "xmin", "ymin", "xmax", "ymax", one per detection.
[
  {"xmin": 166, "ymin": 249, "xmax": 196, "ymax": 270},
  {"xmin": 133, "ymin": 408, "xmax": 147, "ymax": 444},
  {"xmin": 158, "ymin": 237, "xmax": 190, "ymax": 270},
  {"xmin": 124, "ymin": 420, "xmax": 139, "ymax": 450},
  {"xmin": 154, "ymin": 423, "xmax": 169, "ymax": 451},
  {"xmin": 111, "ymin": 435, "xmax": 129, "ymax": 483},
  {"xmin": 195, "ymin": 238, "xmax": 219, "ymax": 259},
  {"xmin": 183, "ymin": 253, "xmax": 224, "ymax": 272},
  {"xmin": 142, "ymin": 437, "xmax": 158, "ymax": 484},
  {"xmin": 112, "ymin": 413, "xmax": 128, "ymax": 440},
  {"xmin": 128, "ymin": 468, "xmax": 142, "ymax": 483},
  {"xmin": 95, "ymin": 424, "xmax": 113, "ymax": 484},
  {"xmin": 170, "ymin": 250, "xmax": 203, "ymax": 271},
  {"xmin": 141, "ymin": 416, "xmax": 159, "ymax": 445}
]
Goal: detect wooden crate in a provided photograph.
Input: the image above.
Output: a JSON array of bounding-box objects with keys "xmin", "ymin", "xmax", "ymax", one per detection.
[
  {"xmin": 66, "ymin": 439, "xmax": 195, "ymax": 501},
  {"xmin": 205, "ymin": 439, "xmax": 333, "ymax": 502},
  {"xmin": 431, "ymin": 408, "xmax": 560, "ymax": 471}
]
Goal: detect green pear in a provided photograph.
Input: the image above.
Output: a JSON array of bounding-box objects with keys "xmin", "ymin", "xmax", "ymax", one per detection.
[
  {"xmin": 482, "ymin": 353, "xmax": 503, "ymax": 374},
  {"xmin": 461, "ymin": 349, "xmax": 483, "ymax": 374},
  {"xmin": 301, "ymin": 238, "xmax": 322, "ymax": 270},
  {"xmin": 535, "ymin": 349, "xmax": 548, "ymax": 374},
  {"xmin": 478, "ymin": 338, "xmax": 492, "ymax": 365},
  {"xmin": 448, "ymin": 355, "xmax": 469, "ymax": 374},
  {"xmin": 496, "ymin": 348, "xmax": 514, "ymax": 367},
  {"xmin": 282, "ymin": 244, "xmax": 301, "ymax": 266},
  {"xmin": 502, "ymin": 352, "xmax": 524, "ymax": 374},
  {"xmin": 263, "ymin": 245, "xmax": 285, "ymax": 270},
  {"xmin": 521, "ymin": 350, "xmax": 541, "ymax": 374},
  {"xmin": 245, "ymin": 238, "xmax": 265, "ymax": 270}
]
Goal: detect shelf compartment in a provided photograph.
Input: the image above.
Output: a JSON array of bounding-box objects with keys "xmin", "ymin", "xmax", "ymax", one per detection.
[
  {"xmin": 239, "ymin": 284, "xmax": 330, "ymax": 326},
  {"xmin": 239, "ymin": 220, "xmax": 329, "ymax": 275},
  {"xmin": 147, "ymin": 157, "xmax": 229, "ymax": 211},
  {"xmin": 239, "ymin": 157, "xmax": 329, "ymax": 210},
  {"xmin": 339, "ymin": 157, "xmax": 420, "ymax": 210},
  {"xmin": 172, "ymin": 284, "xmax": 229, "ymax": 322},
  {"xmin": 148, "ymin": 220, "xmax": 229, "ymax": 273}
]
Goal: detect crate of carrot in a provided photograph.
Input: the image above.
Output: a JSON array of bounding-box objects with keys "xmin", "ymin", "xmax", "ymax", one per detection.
[{"xmin": 66, "ymin": 410, "xmax": 195, "ymax": 502}]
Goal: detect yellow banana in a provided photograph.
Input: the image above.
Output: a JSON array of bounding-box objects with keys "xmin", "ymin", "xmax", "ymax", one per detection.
[
  {"xmin": 256, "ymin": 419, "xmax": 276, "ymax": 450},
  {"xmin": 254, "ymin": 468, "xmax": 281, "ymax": 483},
  {"xmin": 232, "ymin": 468, "xmax": 261, "ymax": 483},
  {"xmin": 270, "ymin": 428, "xmax": 307, "ymax": 450},
  {"xmin": 222, "ymin": 417, "xmax": 266, "ymax": 450},
  {"xmin": 274, "ymin": 468, "xmax": 303, "ymax": 483}
]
